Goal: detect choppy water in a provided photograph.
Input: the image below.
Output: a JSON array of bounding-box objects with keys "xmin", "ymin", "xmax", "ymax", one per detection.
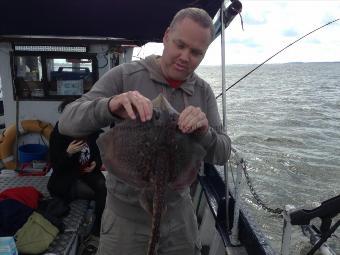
[{"xmin": 196, "ymin": 62, "xmax": 340, "ymax": 254}]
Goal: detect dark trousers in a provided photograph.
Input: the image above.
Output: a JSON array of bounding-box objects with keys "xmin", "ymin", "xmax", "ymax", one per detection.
[{"xmin": 70, "ymin": 170, "xmax": 107, "ymax": 236}]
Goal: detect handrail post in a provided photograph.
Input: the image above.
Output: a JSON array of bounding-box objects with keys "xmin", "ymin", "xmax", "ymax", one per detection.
[
  {"xmin": 230, "ymin": 151, "xmax": 244, "ymax": 245},
  {"xmin": 280, "ymin": 205, "xmax": 295, "ymax": 255},
  {"xmin": 220, "ymin": 0, "xmax": 230, "ymax": 237}
]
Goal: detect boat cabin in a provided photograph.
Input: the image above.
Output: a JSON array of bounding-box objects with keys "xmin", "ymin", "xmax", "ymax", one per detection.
[{"xmin": 0, "ymin": 37, "xmax": 136, "ymax": 127}]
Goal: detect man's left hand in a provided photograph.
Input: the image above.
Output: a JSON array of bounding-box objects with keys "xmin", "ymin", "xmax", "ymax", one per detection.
[{"xmin": 178, "ymin": 106, "xmax": 209, "ymax": 134}]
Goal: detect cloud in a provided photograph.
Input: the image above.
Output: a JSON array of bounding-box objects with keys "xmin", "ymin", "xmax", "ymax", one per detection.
[
  {"xmin": 206, "ymin": 0, "xmax": 340, "ymax": 64},
  {"xmin": 282, "ymin": 28, "xmax": 298, "ymax": 37},
  {"xmin": 243, "ymin": 13, "xmax": 267, "ymax": 25},
  {"xmin": 229, "ymin": 38, "xmax": 261, "ymax": 48},
  {"xmin": 305, "ymin": 38, "xmax": 321, "ymax": 44}
]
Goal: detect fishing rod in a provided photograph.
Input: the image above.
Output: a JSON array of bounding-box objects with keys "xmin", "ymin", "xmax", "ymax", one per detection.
[{"xmin": 216, "ymin": 18, "xmax": 340, "ymax": 99}]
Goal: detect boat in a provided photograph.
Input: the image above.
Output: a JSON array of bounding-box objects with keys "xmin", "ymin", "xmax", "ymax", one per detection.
[{"xmin": 0, "ymin": 0, "xmax": 339, "ymax": 254}]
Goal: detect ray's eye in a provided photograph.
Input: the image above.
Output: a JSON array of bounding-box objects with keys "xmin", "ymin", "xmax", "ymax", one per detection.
[
  {"xmin": 170, "ymin": 114, "xmax": 177, "ymax": 122},
  {"xmin": 154, "ymin": 110, "xmax": 160, "ymax": 120}
]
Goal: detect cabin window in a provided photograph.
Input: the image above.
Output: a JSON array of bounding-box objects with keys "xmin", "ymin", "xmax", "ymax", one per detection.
[
  {"xmin": 14, "ymin": 55, "xmax": 43, "ymax": 98},
  {"xmin": 12, "ymin": 52, "xmax": 98, "ymax": 100},
  {"xmin": 47, "ymin": 58, "xmax": 94, "ymax": 97}
]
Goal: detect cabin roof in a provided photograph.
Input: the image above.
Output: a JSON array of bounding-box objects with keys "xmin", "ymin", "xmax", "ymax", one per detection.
[{"xmin": 0, "ymin": 0, "xmax": 222, "ymax": 45}]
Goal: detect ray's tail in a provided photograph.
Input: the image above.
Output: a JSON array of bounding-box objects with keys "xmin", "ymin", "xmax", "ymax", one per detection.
[{"xmin": 147, "ymin": 167, "xmax": 167, "ymax": 255}]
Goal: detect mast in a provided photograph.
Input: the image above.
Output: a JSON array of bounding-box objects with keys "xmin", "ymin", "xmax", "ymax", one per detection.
[{"xmin": 220, "ymin": 0, "xmax": 230, "ymax": 234}]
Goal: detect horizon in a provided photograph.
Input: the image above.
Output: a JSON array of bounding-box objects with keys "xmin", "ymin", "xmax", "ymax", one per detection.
[{"xmin": 199, "ymin": 60, "xmax": 340, "ymax": 67}]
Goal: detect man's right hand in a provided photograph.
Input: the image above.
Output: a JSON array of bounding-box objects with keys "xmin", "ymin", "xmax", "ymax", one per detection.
[
  {"xmin": 108, "ymin": 91, "xmax": 153, "ymax": 122},
  {"xmin": 66, "ymin": 140, "xmax": 85, "ymax": 156}
]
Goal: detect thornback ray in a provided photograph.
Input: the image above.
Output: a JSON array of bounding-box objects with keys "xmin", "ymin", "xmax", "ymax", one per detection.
[{"xmin": 97, "ymin": 94, "xmax": 206, "ymax": 255}]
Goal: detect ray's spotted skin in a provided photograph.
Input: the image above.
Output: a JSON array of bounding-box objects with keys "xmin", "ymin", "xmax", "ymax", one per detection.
[{"xmin": 97, "ymin": 94, "xmax": 206, "ymax": 255}]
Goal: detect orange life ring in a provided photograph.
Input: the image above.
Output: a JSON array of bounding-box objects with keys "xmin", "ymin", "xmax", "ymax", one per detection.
[{"xmin": 0, "ymin": 120, "xmax": 53, "ymax": 169}]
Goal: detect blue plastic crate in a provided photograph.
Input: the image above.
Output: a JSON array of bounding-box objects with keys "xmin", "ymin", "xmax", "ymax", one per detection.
[{"xmin": 18, "ymin": 144, "xmax": 48, "ymax": 163}]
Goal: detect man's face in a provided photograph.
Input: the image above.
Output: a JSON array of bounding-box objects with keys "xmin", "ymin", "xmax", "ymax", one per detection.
[{"xmin": 160, "ymin": 17, "xmax": 212, "ymax": 81}]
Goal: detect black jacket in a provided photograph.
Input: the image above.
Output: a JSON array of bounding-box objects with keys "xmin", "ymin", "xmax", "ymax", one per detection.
[{"xmin": 47, "ymin": 122, "xmax": 103, "ymax": 199}]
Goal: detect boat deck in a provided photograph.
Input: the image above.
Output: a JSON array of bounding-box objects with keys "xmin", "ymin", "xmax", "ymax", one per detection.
[{"xmin": 0, "ymin": 175, "xmax": 94, "ymax": 255}]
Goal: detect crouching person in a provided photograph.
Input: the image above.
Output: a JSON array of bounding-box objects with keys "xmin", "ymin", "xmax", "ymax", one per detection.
[{"xmin": 47, "ymin": 98, "xmax": 107, "ymax": 253}]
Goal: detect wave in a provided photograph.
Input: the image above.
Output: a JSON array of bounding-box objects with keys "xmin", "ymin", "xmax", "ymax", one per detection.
[{"xmin": 264, "ymin": 137, "xmax": 305, "ymax": 147}]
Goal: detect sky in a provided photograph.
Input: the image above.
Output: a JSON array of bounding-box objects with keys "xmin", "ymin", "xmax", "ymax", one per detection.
[{"xmin": 133, "ymin": 0, "xmax": 340, "ymax": 65}]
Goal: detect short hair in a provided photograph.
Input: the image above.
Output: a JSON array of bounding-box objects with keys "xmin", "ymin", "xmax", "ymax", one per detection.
[{"xmin": 169, "ymin": 7, "xmax": 215, "ymax": 41}]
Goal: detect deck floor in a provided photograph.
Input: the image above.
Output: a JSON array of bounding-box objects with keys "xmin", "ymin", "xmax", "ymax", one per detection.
[{"xmin": 0, "ymin": 175, "xmax": 93, "ymax": 255}]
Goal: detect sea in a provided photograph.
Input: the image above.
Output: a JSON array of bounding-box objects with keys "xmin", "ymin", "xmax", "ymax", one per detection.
[{"xmin": 196, "ymin": 62, "xmax": 340, "ymax": 255}]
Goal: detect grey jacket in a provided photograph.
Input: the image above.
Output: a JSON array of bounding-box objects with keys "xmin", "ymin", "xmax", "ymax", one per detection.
[
  {"xmin": 59, "ymin": 55, "xmax": 231, "ymax": 219},
  {"xmin": 59, "ymin": 55, "xmax": 230, "ymax": 164}
]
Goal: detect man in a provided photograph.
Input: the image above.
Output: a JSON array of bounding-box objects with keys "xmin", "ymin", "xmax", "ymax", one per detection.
[{"xmin": 59, "ymin": 7, "xmax": 231, "ymax": 255}]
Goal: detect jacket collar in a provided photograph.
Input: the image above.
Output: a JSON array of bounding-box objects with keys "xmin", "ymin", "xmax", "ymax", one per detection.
[{"xmin": 148, "ymin": 56, "xmax": 196, "ymax": 96}]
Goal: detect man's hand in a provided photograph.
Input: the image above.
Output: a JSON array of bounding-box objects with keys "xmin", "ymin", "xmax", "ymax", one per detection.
[
  {"xmin": 66, "ymin": 140, "xmax": 85, "ymax": 156},
  {"xmin": 178, "ymin": 106, "xmax": 209, "ymax": 134},
  {"xmin": 108, "ymin": 91, "xmax": 153, "ymax": 122},
  {"xmin": 82, "ymin": 161, "xmax": 96, "ymax": 173}
]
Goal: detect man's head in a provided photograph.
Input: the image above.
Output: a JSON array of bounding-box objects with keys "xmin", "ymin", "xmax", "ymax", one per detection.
[{"xmin": 160, "ymin": 8, "xmax": 214, "ymax": 81}]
